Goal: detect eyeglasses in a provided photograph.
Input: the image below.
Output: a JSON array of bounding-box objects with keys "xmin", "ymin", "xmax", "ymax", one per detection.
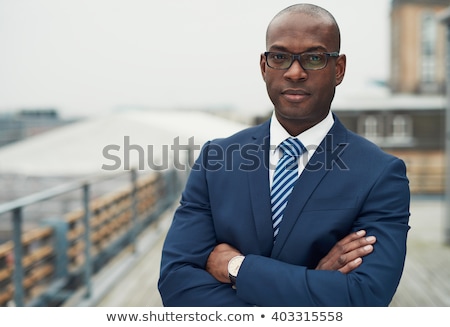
[{"xmin": 264, "ymin": 51, "xmax": 339, "ymax": 70}]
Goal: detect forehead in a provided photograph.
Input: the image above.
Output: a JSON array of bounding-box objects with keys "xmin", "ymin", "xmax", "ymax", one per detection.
[{"xmin": 266, "ymin": 12, "xmax": 338, "ymax": 52}]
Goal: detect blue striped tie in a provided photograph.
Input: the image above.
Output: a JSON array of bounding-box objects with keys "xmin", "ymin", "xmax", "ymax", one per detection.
[{"xmin": 271, "ymin": 138, "xmax": 305, "ymax": 241}]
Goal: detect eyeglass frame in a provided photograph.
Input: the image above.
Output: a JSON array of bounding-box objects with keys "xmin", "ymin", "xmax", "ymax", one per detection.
[{"xmin": 263, "ymin": 51, "xmax": 340, "ymax": 71}]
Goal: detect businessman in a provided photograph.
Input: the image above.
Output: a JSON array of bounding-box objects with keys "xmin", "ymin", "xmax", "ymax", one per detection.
[{"xmin": 158, "ymin": 3, "xmax": 410, "ymax": 306}]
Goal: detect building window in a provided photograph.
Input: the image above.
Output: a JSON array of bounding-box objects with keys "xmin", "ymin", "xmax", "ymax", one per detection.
[
  {"xmin": 387, "ymin": 114, "xmax": 413, "ymax": 147},
  {"xmin": 363, "ymin": 115, "xmax": 380, "ymax": 140},
  {"xmin": 421, "ymin": 11, "xmax": 436, "ymax": 84},
  {"xmin": 393, "ymin": 115, "xmax": 406, "ymax": 137}
]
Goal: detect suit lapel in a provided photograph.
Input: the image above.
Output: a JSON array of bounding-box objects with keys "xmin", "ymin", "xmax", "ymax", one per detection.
[
  {"xmin": 247, "ymin": 120, "xmax": 274, "ymax": 256},
  {"xmin": 271, "ymin": 116, "xmax": 349, "ymax": 258}
]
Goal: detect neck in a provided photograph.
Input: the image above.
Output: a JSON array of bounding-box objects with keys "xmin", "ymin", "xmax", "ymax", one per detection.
[{"xmin": 275, "ymin": 112, "xmax": 329, "ymax": 136}]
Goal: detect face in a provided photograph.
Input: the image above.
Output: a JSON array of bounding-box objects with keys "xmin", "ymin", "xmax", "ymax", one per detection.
[{"xmin": 260, "ymin": 12, "xmax": 346, "ymax": 135}]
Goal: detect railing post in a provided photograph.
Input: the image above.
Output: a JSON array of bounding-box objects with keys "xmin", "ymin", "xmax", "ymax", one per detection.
[
  {"xmin": 12, "ymin": 207, "xmax": 24, "ymax": 307},
  {"xmin": 130, "ymin": 169, "xmax": 138, "ymax": 253},
  {"xmin": 162, "ymin": 169, "xmax": 176, "ymax": 205},
  {"xmin": 42, "ymin": 219, "xmax": 68, "ymax": 279},
  {"xmin": 82, "ymin": 183, "xmax": 92, "ymax": 298}
]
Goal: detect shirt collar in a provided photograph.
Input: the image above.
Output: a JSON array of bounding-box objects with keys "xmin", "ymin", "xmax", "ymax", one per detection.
[{"xmin": 270, "ymin": 110, "xmax": 335, "ymax": 155}]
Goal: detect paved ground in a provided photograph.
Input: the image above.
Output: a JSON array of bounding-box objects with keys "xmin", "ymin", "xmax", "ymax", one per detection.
[
  {"xmin": 390, "ymin": 196, "xmax": 450, "ymax": 306},
  {"xmin": 90, "ymin": 196, "xmax": 450, "ymax": 307}
]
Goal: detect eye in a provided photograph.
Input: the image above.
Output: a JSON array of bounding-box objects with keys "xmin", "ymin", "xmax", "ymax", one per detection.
[
  {"xmin": 270, "ymin": 53, "xmax": 290, "ymax": 62},
  {"xmin": 305, "ymin": 53, "xmax": 324, "ymax": 64}
]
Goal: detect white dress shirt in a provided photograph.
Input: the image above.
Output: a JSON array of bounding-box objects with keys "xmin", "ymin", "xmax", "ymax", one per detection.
[{"xmin": 269, "ymin": 111, "xmax": 335, "ymax": 188}]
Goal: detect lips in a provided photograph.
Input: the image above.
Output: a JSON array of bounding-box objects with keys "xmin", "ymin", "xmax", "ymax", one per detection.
[{"xmin": 281, "ymin": 89, "xmax": 310, "ymax": 102}]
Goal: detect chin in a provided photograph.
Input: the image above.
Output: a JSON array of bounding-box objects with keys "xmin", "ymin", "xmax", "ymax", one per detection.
[{"xmin": 275, "ymin": 107, "xmax": 311, "ymax": 120}]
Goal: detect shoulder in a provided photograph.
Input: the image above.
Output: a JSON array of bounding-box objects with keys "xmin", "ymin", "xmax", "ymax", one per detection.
[
  {"xmin": 332, "ymin": 116, "xmax": 401, "ymax": 163},
  {"xmin": 346, "ymin": 129, "xmax": 400, "ymax": 162},
  {"xmin": 194, "ymin": 119, "xmax": 268, "ymax": 158},
  {"xmin": 326, "ymin": 118, "xmax": 407, "ymax": 179},
  {"xmin": 208, "ymin": 119, "xmax": 270, "ymax": 147}
]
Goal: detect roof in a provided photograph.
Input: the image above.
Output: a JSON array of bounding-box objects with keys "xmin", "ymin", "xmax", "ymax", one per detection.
[
  {"xmin": 392, "ymin": 0, "xmax": 450, "ymax": 7},
  {"xmin": 332, "ymin": 92, "xmax": 446, "ymax": 112},
  {"xmin": 0, "ymin": 110, "xmax": 249, "ymax": 177}
]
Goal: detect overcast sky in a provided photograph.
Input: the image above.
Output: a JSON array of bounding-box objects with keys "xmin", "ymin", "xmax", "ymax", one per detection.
[{"xmin": 0, "ymin": 0, "xmax": 391, "ymax": 119}]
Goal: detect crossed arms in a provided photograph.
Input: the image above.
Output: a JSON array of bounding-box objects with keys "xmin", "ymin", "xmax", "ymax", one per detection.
[
  {"xmin": 158, "ymin": 139, "xmax": 410, "ymax": 306},
  {"xmin": 206, "ymin": 230, "xmax": 376, "ymax": 283}
]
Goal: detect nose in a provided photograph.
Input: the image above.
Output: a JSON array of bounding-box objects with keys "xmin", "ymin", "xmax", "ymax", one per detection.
[{"xmin": 284, "ymin": 59, "xmax": 308, "ymax": 82}]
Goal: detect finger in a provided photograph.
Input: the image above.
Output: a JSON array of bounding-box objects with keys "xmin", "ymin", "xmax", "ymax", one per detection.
[
  {"xmin": 331, "ymin": 234, "xmax": 376, "ymax": 258},
  {"xmin": 337, "ymin": 230, "xmax": 367, "ymax": 246},
  {"xmin": 342, "ymin": 235, "xmax": 377, "ymax": 254},
  {"xmin": 315, "ymin": 232, "xmax": 376, "ymax": 271},
  {"xmin": 338, "ymin": 257, "xmax": 363, "ymax": 274},
  {"xmin": 320, "ymin": 238, "xmax": 375, "ymax": 271},
  {"xmin": 325, "ymin": 230, "xmax": 367, "ymax": 257},
  {"xmin": 336, "ymin": 243, "xmax": 374, "ymax": 270}
]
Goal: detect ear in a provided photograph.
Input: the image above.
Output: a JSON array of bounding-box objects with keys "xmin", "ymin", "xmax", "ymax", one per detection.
[
  {"xmin": 335, "ymin": 54, "xmax": 346, "ymax": 86},
  {"xmin": 260, "ymin": 53, "xmax": 267, "ymax": 81}
]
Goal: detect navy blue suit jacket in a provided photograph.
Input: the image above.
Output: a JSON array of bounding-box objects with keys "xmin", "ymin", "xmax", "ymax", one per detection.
[{"xmin": 158, "ymin": 115, "xmax": 410, "ymax": 306}]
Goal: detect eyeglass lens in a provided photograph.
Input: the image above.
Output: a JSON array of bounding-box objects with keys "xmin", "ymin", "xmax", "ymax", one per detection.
[{"xmin": 266, "ymin": 52, "xmax": 328, "ymax": 70}]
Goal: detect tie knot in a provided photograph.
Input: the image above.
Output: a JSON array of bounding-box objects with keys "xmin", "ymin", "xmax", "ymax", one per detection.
[{"xmin": 279, "ymin": 138, "xmax": 304, "ymax": 158}]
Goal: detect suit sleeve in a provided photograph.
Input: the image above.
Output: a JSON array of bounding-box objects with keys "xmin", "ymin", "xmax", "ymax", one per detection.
[
  {"xmin": 235, "ymin": 157, "xmax": 410, "ymax": 306},
  {"xmin": 158, "ymin": 142, "xmax": 253, "ymax": 306}
]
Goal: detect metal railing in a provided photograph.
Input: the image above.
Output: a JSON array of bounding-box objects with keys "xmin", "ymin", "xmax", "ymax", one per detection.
[{"xmin": 0, "ymin": 168, "xmax": 181, "ymax": 306}]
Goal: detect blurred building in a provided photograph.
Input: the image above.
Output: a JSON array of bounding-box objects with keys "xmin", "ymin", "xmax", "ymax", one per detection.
[
  {"xmin": 438, "ymin": 2, "xmax": 450, "ymax": 246},
  {"xmin": 0, "ymin": 110, "xmax": 249, "ymax": 238},
  {"xmin": 390, "ymin": 0, "xmax": 448, "ymax": 94},
  {"xmin": 334, "ymin": 0, "xmax": 448, "ymax": 194},
  {"xmin": 0, "ymin": 109, "xmax": 76, "ymax": 147}
]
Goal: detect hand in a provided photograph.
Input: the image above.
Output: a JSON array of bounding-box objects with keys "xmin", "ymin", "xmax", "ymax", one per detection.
[
  {"xmin": 315, "ymin": 230, "xmax": 376, "ymax": 274},
  {"xmin": 207, "ymin": 230, "xmax": 376, "ymax": 283},
  {"xmin": 206, "ymin": 243, "xmax": 242, "ymax": 283}
]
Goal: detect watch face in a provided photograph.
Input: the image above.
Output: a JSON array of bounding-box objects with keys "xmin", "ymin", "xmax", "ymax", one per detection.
[{"xmin": 228, "ymin": 256, "xmax": 244, "ymax": 276}]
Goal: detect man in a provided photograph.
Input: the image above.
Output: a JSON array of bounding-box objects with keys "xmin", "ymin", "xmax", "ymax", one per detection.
[{"xmin": 158, "ymin": 3, "xmax": 410, "ymax": 306}]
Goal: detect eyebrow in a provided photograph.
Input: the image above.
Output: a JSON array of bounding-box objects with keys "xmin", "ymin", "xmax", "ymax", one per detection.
[{"xmin": 268, "ymin": 45, "xmax": 327, "ymax": 53}]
